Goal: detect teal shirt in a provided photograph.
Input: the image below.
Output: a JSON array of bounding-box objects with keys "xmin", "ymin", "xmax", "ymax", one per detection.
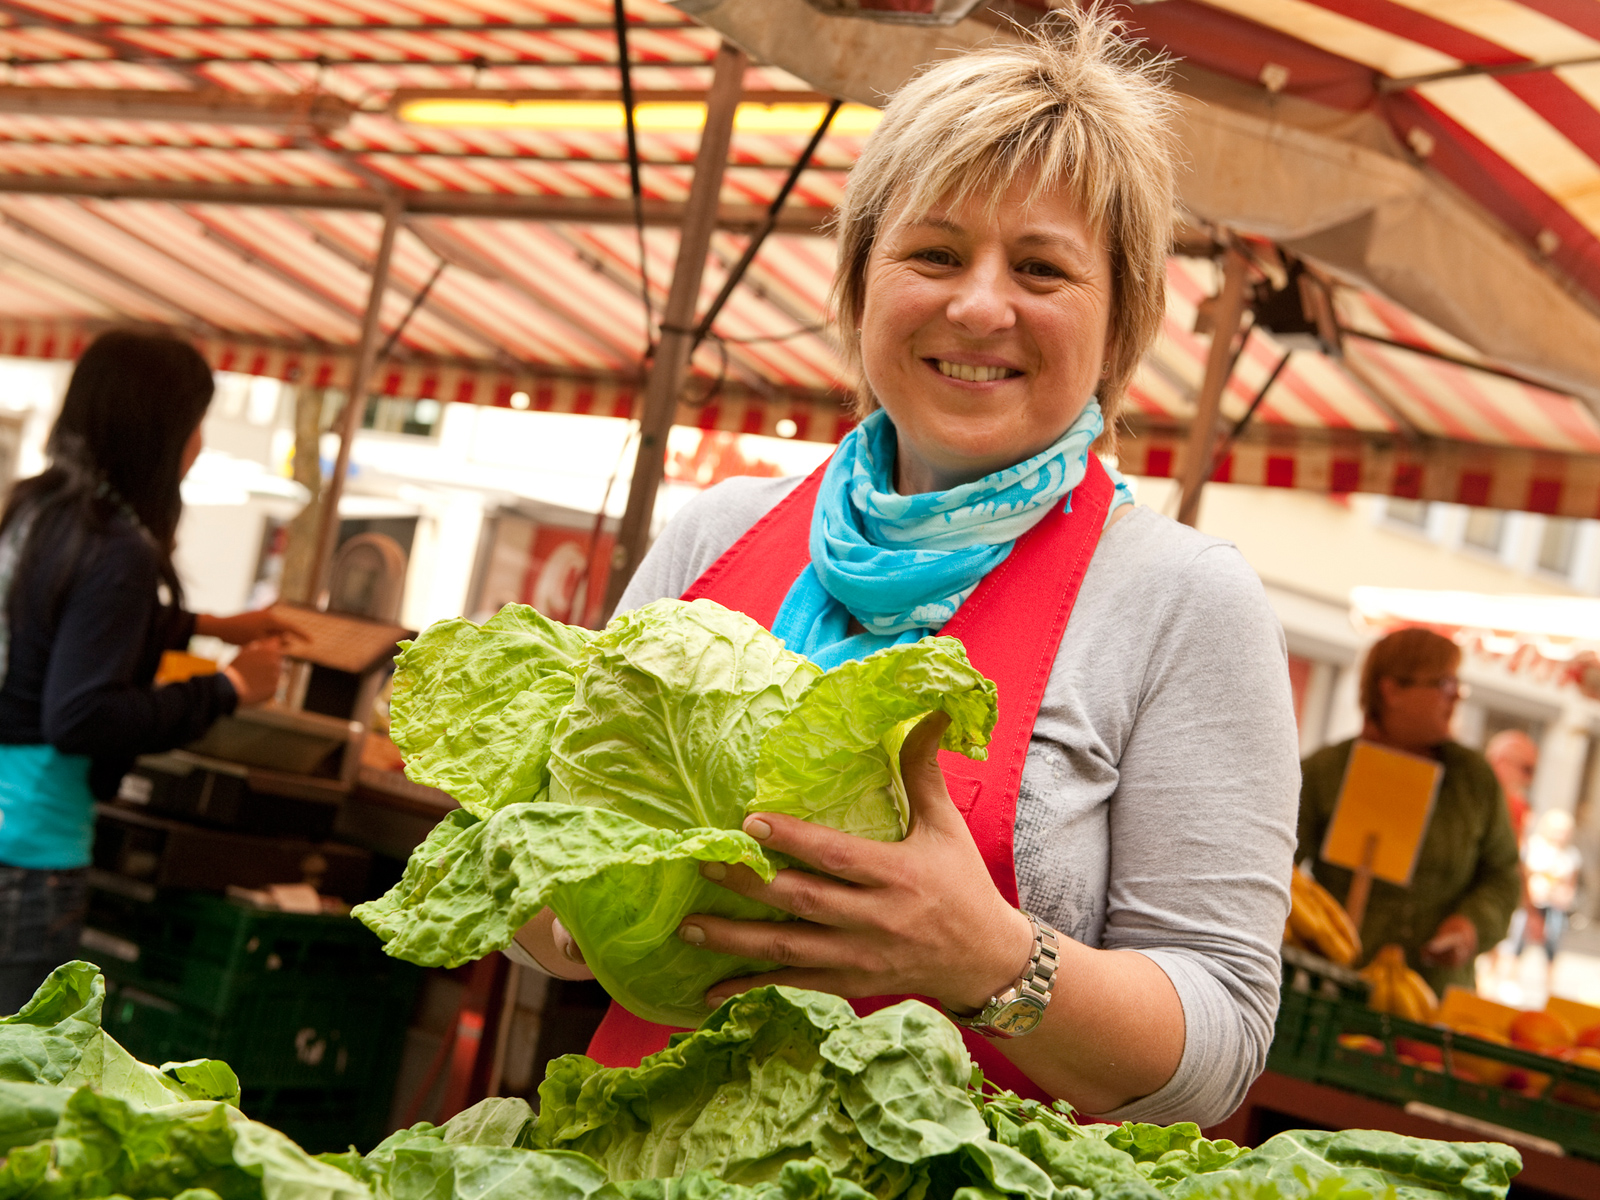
[{"xmin": 0, "ymin": 743, "xmax": 96, "ymax": 869}]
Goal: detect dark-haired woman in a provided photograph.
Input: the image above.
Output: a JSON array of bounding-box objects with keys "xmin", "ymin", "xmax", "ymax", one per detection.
[{"xmin": 0, "ymin": 329, "xmax": 288, "ymax": 1012}]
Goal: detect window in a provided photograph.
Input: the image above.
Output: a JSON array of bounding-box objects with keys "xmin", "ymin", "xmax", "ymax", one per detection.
[
  {"xmin": 1384, "ymin": 498, "xmax": 1431, "ymax": 529},
  {"xmin": 363, "ymin": 395, "xmax": 442, "ymax": 437},
  {"xmin": 1463, "ymin": 508, "xmax": 1506, "ymax": 553},
  {"xmin": 1538, "ymin": 517, "xmax": 1578, "ymax": 576}
]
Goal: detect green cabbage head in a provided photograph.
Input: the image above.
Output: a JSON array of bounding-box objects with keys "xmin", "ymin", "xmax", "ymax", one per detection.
[{"xmin": 354, "ymin": 598, "xmax": 997, "ymax": 1028}]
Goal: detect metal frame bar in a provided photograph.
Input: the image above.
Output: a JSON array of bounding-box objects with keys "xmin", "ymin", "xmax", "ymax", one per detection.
[
  {"xmin": 310, "ymin": 192, "xmax": 402, "ymax": 601},
  {"xmin": 603, "ymin": 40, "xmax": 746, "ymax": 616},
  {"xmin": 0, "ymin": 0, "xmax": 206, "ymax": 84},
  {"xmin": 0, "ymin": 21, "xmax": 694, "ymax": 34},
  {"xmin": 0, "ymin": 53, "xmax": 720, "ymax": 67},
  {"xmin": 0, "ymin": 174, "xmax": 831, "ymax": 231},
  {"xmin": 690, "ymin": 98, "xmax": 840, "ymax": 352},
  {"xmin": 1177, "ymin": 244, "xmax": 1250, "ymax": 526}
]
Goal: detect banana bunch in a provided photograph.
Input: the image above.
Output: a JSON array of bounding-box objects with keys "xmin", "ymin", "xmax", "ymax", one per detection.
[
  {"xmin": 1285, "ymin": 868, "xmax": 1361, "ymax": 966},
  {"xmin": 1360, "ymin": 944, "xmax": 1440, "ymax": 1024}
]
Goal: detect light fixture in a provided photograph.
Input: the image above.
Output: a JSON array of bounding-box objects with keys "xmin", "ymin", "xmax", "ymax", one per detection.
[
  {"xmin": 396, "ymin": 98, "xmax": 881, "ymax": 136},
  {"xmin": 774, "ymin": 418, "xmax": 798, "ymax": 438},
  {"xmin": 509, "ymin": 390, "xmax": 531, "ymax": 410}
]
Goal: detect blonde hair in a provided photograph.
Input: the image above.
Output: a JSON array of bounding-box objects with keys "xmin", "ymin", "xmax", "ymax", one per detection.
[{"xmin": 829, "ymin": 5, "xmax": 1177, "ymax": 444}]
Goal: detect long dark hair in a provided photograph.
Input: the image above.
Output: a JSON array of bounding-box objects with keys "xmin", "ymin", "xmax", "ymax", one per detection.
[{"xmin": 0, "ymin": 329, "xmax": 215, "ymax": 624}]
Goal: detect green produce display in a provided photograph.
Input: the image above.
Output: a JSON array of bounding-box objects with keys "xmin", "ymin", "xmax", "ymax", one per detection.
[
  {"xmin": 0, "ymin": 963, "xmax": 1524, "ymax": 1200},
  {"xmin": 352, "ymin": 598, "xmax": 999, "ymax": 1026}
]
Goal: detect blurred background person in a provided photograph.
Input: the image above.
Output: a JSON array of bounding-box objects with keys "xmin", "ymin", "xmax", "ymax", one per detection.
[
  {"xmin": 1510, "ymin": 809, "xmax": 1582, "ymax": 978},
  {"xmin": 0, "ymin": 329, "xmax": 289, "ymax": 1013},
  {"xmin": 1486, "ymin": 729, "xmax": 1538, "ymax": 845},
  {"xmin": 1298, "ymin": 627, "xmax": 1521, "ymax": 994}
]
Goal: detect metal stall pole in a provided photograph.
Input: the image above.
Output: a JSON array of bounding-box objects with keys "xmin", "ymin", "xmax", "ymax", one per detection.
[
  {"xmin": 309, "ymin": 192, "xmax": 404, "ymax": 602},
  {"xmin": 601, "ymin": 41, "xmax": 747, "ymax": 618},
  {"xmin": 1176, "ymin": 243, "xmax": 1250, "ymax": 528}
]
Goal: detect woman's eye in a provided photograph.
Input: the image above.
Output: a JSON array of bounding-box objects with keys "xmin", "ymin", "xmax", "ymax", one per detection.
[
  {"xmin": 913, "ymin": 248, "xmax": 959, "ymax": 267},
  {"xmin": 1018, "ymin": 260, "xmax": 1065, "ymax": 279}
]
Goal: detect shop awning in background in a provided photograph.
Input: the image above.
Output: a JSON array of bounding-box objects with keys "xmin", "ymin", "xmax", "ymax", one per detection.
[
  {"xmin": 0, "ymin": 1, "xmax": 1597, "ymax": 514},
  {"xmin": 1351, "ymin": 585, "xmax": 1600, "ymax": 696}
]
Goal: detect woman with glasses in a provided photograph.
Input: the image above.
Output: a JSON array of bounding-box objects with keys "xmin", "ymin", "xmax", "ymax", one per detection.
[{"xmin": 1298, "ymin": 627, "xmax": 1520, "ymax": 993}]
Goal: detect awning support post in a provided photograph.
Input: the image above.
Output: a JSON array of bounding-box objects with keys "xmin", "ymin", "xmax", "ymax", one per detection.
[
  {"xmin": 602, "ymin": 41, "xmax": 747, "ymax": 618},
  {"xmin": 309, "ymin": 192, "xmax": 402, "ymax": 603},
  {"xmin": 1177, "ymin": 244, "xmax": 1250, "ymax": 527}
]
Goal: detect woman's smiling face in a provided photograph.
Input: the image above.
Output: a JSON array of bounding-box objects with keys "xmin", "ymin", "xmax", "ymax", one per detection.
[{"xmin": 858, "ymin": 173, "xmax": 1114, "ymax": 495}]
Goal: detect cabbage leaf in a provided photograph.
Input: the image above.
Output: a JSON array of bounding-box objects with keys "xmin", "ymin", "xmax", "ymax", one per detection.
[{"xmin": 356, "ymin": 599, "xmax": 998, "ymax": 1026}]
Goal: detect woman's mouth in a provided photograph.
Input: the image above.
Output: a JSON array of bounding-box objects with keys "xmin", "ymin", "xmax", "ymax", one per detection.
[{"xmin": 931, "ymin": 359, "xmax": 1022, "ymax": 383}]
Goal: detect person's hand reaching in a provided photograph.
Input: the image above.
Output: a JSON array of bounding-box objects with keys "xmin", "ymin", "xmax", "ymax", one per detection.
[
  {"xmin": 196, "ymin": 607, "xmax": 304, "ymax": 648},
  {"xmin": 222, "ymin": 637, "xmax": 283, "ymax": 706},
  {"xmin": 1420, "ymin": 913, "xmax": 1478, "ymax": 968}
]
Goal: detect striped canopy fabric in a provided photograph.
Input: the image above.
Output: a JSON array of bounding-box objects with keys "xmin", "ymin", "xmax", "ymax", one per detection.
[{"xmin": 0, "ymin": 0, "xmax": 1593, "ymax": 514}]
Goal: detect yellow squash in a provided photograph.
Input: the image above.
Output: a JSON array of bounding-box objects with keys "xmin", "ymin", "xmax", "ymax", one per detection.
[
  {"xmin": 1287, "ymin": 869, "xmax": 1362, "ymax": 966},
  {"xmin": 1360, "ymin": 944, "xmax": 1440, "ymax": 1024}
]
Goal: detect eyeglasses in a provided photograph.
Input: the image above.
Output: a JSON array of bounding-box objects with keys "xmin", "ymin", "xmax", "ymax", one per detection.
[{"xmin": 1397, "ymin": 676, "xmax": 1469, "ymax": 699}]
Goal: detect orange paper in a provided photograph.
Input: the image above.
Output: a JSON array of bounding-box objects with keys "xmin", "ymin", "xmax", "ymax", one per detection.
[
  {"xmin": 1321, "ymin": 739, "xmax": 1441, "ymax": 886},
  {"xmin": 1438, "ymin": 985, "xmax": 1519, "ymax": 1037},
  {"xmin": 1547, "ymin": 996, "xmax": 1600, "ymax": 1036}
]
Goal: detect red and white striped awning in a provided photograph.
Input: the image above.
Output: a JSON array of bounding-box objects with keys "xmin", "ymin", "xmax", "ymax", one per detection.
[{"xmin": 0, "ymin": 0, "xmax": 1594, "ymax": 516}]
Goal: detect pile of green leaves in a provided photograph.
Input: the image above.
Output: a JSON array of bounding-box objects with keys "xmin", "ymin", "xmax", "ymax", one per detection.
[
  {"xmin": 0, "ymin": 967, "xmax": 1522, "ymax": 1200},
  {"xmin": 352, "ymin": 598, "xmax": 999, "ymax": 1026},
  {"xmin": 323, "ymin": 985, "xmax": 1521, "ymax": 1200},
  {"xmin": 0, "ymin": 961, "xmax": 369, "ymax": 1200}
]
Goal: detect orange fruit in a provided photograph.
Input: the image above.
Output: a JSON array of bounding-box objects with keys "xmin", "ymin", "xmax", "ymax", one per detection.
[
  {"xmin": 1511, "ymin": 1010, "xmax": 1574, "ymax": 1054},
  {"xmin": 1576, "ymin": 1025, "xmax": 1600, "ymax": 1050}
]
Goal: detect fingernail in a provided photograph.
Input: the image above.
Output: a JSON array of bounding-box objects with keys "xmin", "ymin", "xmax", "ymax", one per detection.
[
  {"xmin": 679, "ymin": 923, "xmax": 706, "ymax": 945},
  {"xmin": 700, "ymin": 861, "xmax": 726, "ymax": 882},
  {"xmin": 704, "ymin": 992, "xmax": 721, "ymax": 1008},
  {"xmin": 562, "ymin": 938, "xmax": 584, "ymax": 963},
  {"xmin": 745, "ymin": 817, "xmax": 772, "ymax": 841}
]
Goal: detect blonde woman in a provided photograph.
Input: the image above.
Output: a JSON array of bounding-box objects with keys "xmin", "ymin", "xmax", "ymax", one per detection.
[{"xmin": 513, "ymin": 9, "xmax": 1299, "ymax": 1125}]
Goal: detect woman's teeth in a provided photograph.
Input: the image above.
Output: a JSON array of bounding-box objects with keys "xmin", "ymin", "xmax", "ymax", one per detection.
[{"xmin": 935, "ymin": 360, "xmax": 1019, "ymax": 383}]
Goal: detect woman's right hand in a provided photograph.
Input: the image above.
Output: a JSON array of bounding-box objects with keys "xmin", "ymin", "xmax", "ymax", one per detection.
[{"xmin": 222, "ymin": 637, "xmax": 283, "ymax": 706}]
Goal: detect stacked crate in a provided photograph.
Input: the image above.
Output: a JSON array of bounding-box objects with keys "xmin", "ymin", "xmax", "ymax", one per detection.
[
  {"xmin": 1270, "ymin": 945, "xmax": 1600, "ymax": 1159},
  {"xmin": 82, "ymin": 887, "xmax": 420, "ymax": 1152}
]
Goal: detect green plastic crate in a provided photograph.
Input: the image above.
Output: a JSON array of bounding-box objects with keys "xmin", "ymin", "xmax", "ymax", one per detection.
[
  {"xmin": 1267, "ymin": 947, "xmax": 1600, "ymax": 1159},
  {"xmin": 84, "ymin": 890, "xmax": 395, "ymax": 1017},
  {"xmin": 101, "ymin": 970, "xmax": 417, "ymax": 1093},
  {"xmin": 241, "ymin": 1086, "xmax": 389, "ymax": 1156}
]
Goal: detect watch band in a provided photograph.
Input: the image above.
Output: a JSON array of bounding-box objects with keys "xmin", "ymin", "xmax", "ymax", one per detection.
[{"xmin": 948, "ymin": 912, "xmax": 1061, "ymax": 1039}]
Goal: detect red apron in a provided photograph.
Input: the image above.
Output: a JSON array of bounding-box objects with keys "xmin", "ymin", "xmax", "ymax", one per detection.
[{"xmin": 585, "ymin": 456, "xmax": 1114, "ymax": 1101}]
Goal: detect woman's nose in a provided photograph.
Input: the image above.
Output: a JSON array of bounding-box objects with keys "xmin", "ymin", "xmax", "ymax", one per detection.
[{"xmin": 945, "ymin": 260, "xmax": 1017, "ymax": 335}]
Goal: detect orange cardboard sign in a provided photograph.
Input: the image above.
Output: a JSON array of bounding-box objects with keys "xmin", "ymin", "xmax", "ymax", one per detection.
[{"xmin": 1321, "ymin": 739, "xmax": 1441, "ymax": 886}]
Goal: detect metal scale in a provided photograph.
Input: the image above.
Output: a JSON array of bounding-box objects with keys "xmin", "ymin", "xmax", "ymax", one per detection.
[{"xmin": 94, "ymin": 535, "xmax": 414, "ymax": 900}]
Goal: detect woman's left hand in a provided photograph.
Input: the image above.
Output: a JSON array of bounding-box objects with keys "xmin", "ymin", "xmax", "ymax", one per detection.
[
  {"xmin": 196, "ymin": 608, "xmax": 303, "ymax": 647},
  {"xmin": 683, "ymin": 712, "xmax": 1034, "ymax": 1012}
]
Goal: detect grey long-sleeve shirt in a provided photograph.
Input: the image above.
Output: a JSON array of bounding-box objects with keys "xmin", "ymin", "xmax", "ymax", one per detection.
[{"xmin": 617, "ymin": 477, "xmax": 1301, "ymax": 1126}]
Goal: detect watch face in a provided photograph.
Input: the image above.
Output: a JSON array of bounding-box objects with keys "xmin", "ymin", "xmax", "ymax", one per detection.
[{"xmin": 991, "ymin": 995, "xmax": 1047, "ymax": 1037}]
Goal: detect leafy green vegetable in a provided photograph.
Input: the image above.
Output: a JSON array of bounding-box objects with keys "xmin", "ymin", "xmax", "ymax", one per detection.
[
  {"xmin": 357, "ymin": 599, "xmax": 997, "ymax": 1026},
  {"xmin": 0, "ymin": 966, "xmax": 1525, "ymax": 1200},
  {"xmin": 1, "ymin": 962, "xmax": 240, "ymax": 1110},
  {"xmin": 529, "ymin": 986, "xmax": 1048, "ymax": 1200},
  {"xmin": 1162, "ymin": 1129, "xmax": 1521, "ymax": 1200},
  {"xmin": 388, "ymin": 605, "xmax": 593, "ymax": 817}
]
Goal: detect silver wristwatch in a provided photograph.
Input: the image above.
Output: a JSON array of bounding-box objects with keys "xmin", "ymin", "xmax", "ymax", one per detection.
[{"xmin": 948, "ymin": 912, "xmax": 1060, "ymax": 1039}]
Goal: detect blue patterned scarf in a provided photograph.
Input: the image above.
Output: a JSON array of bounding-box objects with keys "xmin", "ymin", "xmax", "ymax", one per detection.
[{"xmin": 771, "ymin": 402, "xmax": 1132, "ymax": 670}]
